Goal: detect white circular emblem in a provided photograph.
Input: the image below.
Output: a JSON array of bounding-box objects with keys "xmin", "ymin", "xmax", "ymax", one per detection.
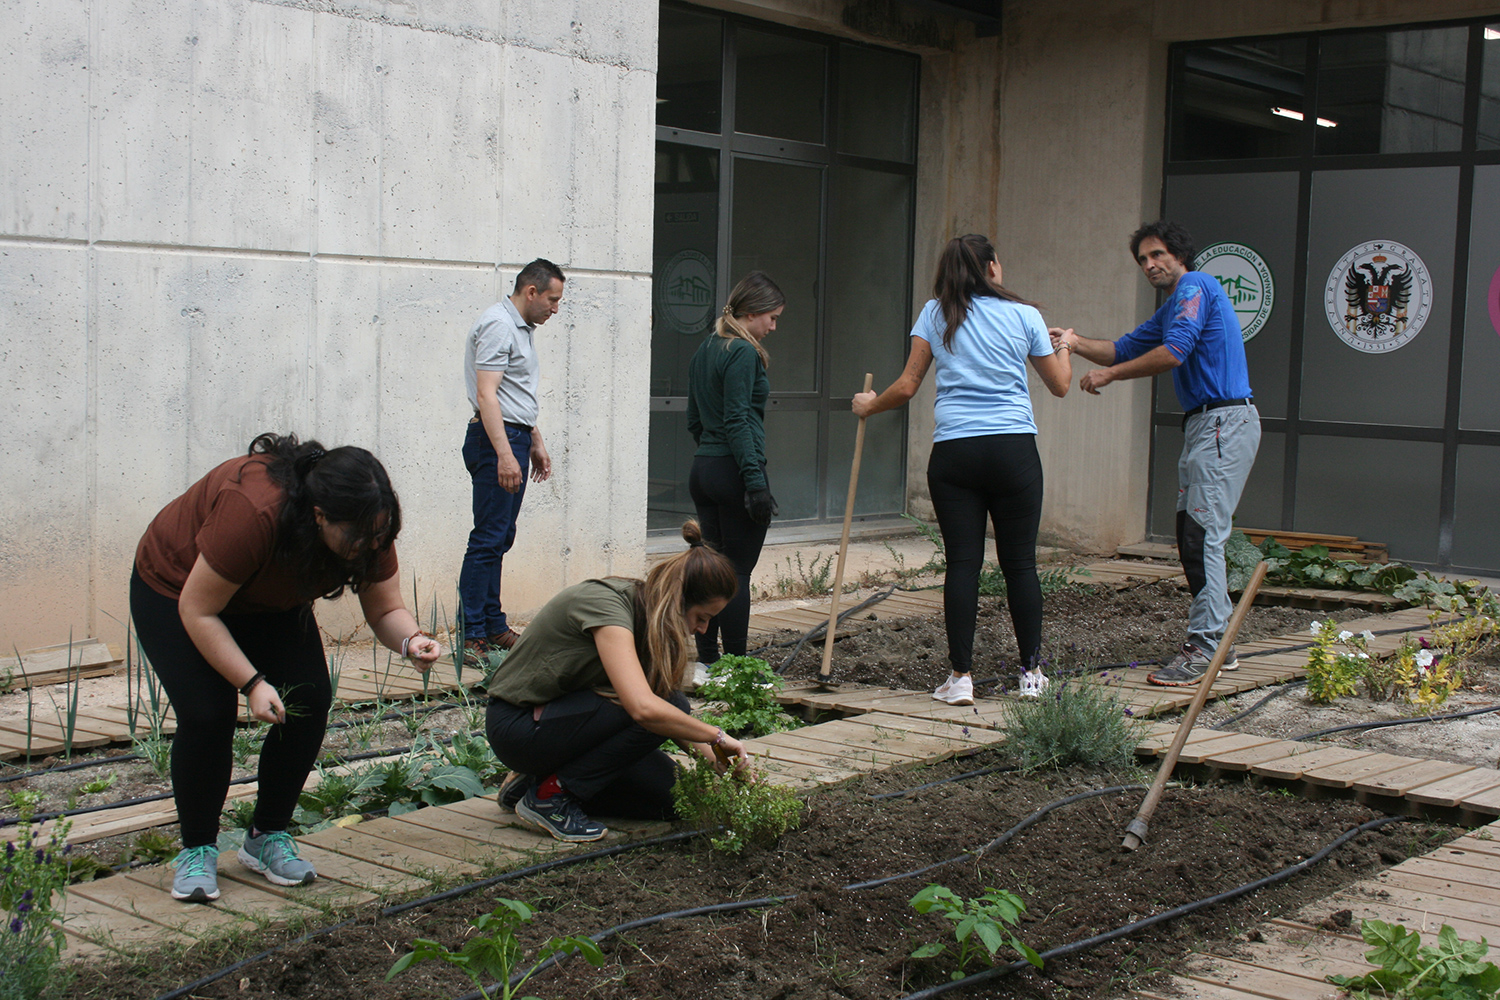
[
  {"xmin": 1193, "ymin": 242, "xmax": 1275, "ymax": 342},
  {"xmin": 1322, "ymin": 240, "xmax": 1433, "ymax": 353},
  {"xmin": 656, "ymin": 249, "xmax": 716, "ymax": 336}
]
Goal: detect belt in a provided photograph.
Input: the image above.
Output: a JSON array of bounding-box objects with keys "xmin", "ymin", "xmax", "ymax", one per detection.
[
  {"xmin": 1182, "ymin": 398, "xmax": 1251, "ymax": 424},
  {"xmin": 469, "ymin": 412, "xmax": 533, "ymax": 432}
]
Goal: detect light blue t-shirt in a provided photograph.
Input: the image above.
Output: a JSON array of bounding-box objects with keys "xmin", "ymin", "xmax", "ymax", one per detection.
[{"xmin": 911, "ymin": 297, "xmax": 1054, "ymax": 442}]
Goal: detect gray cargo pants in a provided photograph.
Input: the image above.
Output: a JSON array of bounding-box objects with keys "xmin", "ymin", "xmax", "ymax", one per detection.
[{"xmin": 1177, "ymin": 402, "xmax": 1260, "ymax": 655}]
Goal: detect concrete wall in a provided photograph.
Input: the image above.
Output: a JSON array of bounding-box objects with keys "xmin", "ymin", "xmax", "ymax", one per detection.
[{"xmin": 0, "ymin": 0, "xmax": 657, "ymax": 651}]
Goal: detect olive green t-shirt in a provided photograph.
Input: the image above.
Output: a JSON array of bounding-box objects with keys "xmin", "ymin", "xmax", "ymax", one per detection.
[{"xmin": 485, "ymin": 578, "xmax": 637, "ymax": 707}]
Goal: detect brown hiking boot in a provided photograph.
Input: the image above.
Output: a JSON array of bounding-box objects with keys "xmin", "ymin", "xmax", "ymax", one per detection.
[
  {"xmin": 489, "ymin": 629, "xmax": 521, "ymax": 651},
  {"xmin": 461, "ymin": 638, "xmax": 490, "ymax": 666}
]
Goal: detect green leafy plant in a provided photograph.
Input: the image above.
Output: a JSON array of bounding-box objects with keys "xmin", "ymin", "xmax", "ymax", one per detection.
[
  {"xmin": 998, "ymin": 679, "xmax": 1147, "ymax": 770},
  {"xmin": 232, "ymin": 722, "xmax": 268, "ymax": 766},
  {"xmin": 222, "ymin": 798, "xmax": 257, "ymax": 831},
  {"xmin": 1328, "ymin": 918, "xmax": 1500, "ymax": 999},
  {"xmin": 78, "ymin": 773, "xmax": 116, "ymax": 796},
  {"xmin": 132, "ymin": 733, "xmax": 173, "ymax": 778},
  {"xmin": 697, "ymin": 655, "xmax": 801, "ymax": 737},
  {"xmin": 766, "ymin": 551, "xmax": 836, "ymax": 599},
  {"xmin": 1305, "ymin": 620, "xmax": 1364, "ymax": 704},
  {"xmin": 0, "ymin": 793, "xmax": 76, "ymax": 1000},
  {"xmin": 909, "ymin": 884, "xmax": 1042, "ymax": 980},
  {"xmin": 672, "ymin": 755, "xmax": 803, "ymax": 854},
  {"xmin": 125, "ymin": 830, "xmax": 180, "ymax": 866},
  {"xmin": 439, "ymin": 727, "xmax": 507, "ymax": 784},
  {"xmin": 1394, "ymin": 573, "xmax": 1500, "ymax": 616},
  {"xmin": 386, "ymin": 898, "xmax": 604, "ymax": 1000}
]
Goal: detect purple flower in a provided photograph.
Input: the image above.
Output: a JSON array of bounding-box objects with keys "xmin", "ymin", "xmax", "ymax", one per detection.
[
  {"xmin": 1419, "ymin": 637, "xmax": 1432, "ymax": 649},
  {"xmin": 8, "ymin": 918, "xmax": 20, "ymax": 934},
  {"xmin": 15, "ymin": 902, "xmax": 29, "ymax": 915},
  {"xmin": 1124, "ymin": 709, "xmax": 1134, "ymax": 717},
  {"xmin": 961, "ymin": 727, "xmax": 971, "ymax": 737},
  {"xmin": 19, "ymin": 890, "xmax": 31, "ymax": 903},
  {"xmin": 35, "ymin": 850, "xmax": 45, "ymax": 864},
  {"xmin": 3, "ymin": 843, "xmax": 11, "ymax": 858}
]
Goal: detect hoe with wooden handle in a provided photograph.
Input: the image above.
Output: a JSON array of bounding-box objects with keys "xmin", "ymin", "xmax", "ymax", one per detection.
[
  {"xmin": 815, "ymin": 373, "xmax": 875, "ymax": 692},
  {"xmin": 1122, "ymin": 560, "xmax": 1269, "ymax": 851}
]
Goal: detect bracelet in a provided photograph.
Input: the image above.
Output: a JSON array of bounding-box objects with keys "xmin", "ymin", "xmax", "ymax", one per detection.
[
  {"xmin": 1057, "ymin": 343, "xmax": 1071, "ymax": 354},
  {"xmin": 239, "ymin": 672, "xmax": 265, "ymax": 697},
  {"xmin": 400, "ymin": 631, "xmax": 426, "ymax": 658},
  {"xmin": 710, "ymin": 728, "xmax": 727, "ymax": 747}
]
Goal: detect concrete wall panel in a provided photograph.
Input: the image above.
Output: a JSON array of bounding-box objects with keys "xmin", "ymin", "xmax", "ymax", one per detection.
[
  {"xmin": 0, "ymin": 247, "xmax": 90, "ymax": 648},
  {"xmin": 1, "ymin": 0, "xmax": 89, "ymax": 239}
]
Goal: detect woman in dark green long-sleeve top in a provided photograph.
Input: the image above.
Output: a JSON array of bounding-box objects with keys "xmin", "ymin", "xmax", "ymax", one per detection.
[{"xmin": 685, "ymin": 271, "xmax": 785, "ymax": 666}]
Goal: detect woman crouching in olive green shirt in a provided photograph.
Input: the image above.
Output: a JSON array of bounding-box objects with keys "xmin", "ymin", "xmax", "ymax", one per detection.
[{"xmin": 485, "ymin": 520, "xmax": 751, "ymax": 842}]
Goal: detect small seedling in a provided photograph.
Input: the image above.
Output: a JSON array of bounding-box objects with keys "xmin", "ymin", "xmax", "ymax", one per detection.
[
  {"xmin": 126, "ymin": 829, "xmax": 179, "ymax": 866},
  {"xmin": 909, "ymin": 884, "xmax": 1042, "ymax": 980},
  {"xmin": 222, "ymin": 798, "xmax": 257, "ymax": 831},
  {"xmin": 232, "ymin": 723, "xmax": 268, "ymax": 766},
  {"xmin": 1327, "ymin": 918, "xmax": 1500, "ymax": 999},
  {"xmin": 386, "ymin": 898, "xmax": 604, "ymax": 999},
  {"xmin": 79, "ymin": 773, "xmax": 117, "ymax": 796},
  {"xmin": 132, "ymin": 734, "xmax": 173, "ymax": 778}
]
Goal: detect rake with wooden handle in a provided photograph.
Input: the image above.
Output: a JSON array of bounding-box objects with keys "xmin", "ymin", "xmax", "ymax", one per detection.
[
  {"xmin": 1122, "ymin": 560, "xmax": 1269, "ymax": 850},
  {"xmin": 815, "ymin": 373, "xmax": 876, "ymax": 692}
]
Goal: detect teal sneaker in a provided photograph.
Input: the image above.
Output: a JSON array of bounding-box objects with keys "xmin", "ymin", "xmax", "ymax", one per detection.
[
  {"xmin": 238, "ymin": 830, "xmax": 316, "ymax": 886},
  {"xmin": 171, "ymin": 844, "xmax": 221, "ymax": 902}
]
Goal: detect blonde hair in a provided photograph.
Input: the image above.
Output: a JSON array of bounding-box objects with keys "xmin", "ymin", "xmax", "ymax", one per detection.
[
  {"xmin": 714, "ymin": 271, "xmax": 784, "ymax": 370},
  {"xmin": 633, "ymin": 520, "xmax": 739, "ymax": 697}
]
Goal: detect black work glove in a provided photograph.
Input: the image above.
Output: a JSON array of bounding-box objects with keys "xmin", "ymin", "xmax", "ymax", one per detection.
[{"xmin": 745, "ymin": 488, "xmax": 779, "ymax": 526}]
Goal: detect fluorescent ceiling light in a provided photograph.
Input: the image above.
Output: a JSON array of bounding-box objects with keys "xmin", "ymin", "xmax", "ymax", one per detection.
[
  {"xmin": 1485, "ymin": 26, "xmax": 1500, "ymax": 40},
  {"xmin": 1271, "ymin": 106, "xmax": 1338, "ymax": 128}
]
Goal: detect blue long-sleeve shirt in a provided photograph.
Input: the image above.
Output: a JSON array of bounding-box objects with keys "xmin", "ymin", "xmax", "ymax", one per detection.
[{"xmin": 1113, "ymin": 271, "xmax": 1253, "ymax": 412}]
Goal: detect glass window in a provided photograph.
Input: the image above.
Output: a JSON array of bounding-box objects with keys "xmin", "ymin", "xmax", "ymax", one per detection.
[
  {"xmin": 1315, "ymin": 27, "xmax": 1468, "ymax": 155},
  {"xmin": 650, "ymin": 143, "xmax": 720, "ymax": 398},
  {"xmin": 1481, "ymin": 24, "xmax": 1500, "ymax": 150},
  {"xmin": 837, "ymin": 44, "xmax": 918, "ymax": 162},
  {"xmin": 735, "ymin": 28, "xmax": 826, "ymax": 143},
  {"xmin": 657, "ymin": 7, "xmax": 722, "ymax": 134},
  {"xmin": 730, "ymin": 158, "xmax": 822, "ymax": 392},
  {"xmin": 1170, "ymin": 40, "xmax": 1308, "ymax": 161}
]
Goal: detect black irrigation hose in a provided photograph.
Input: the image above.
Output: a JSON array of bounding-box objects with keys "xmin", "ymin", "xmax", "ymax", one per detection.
[
  {"xmin": 1210, "ymin": 680, "xmax": 1308, "ymax": 730},
  {"xmin": 1293, "ymin": 702, "xmax": 1500, "ymax": 742},
  {"xmin": 897, "ymin": 813, "xmax": 1410, "ymax": 999},
  {"xmin": 157, "ymin": 746, "xmax": 1017, "ymax": 1000},
  {"xmin": 469, "ymin": 784, "xmax": 1153, "ymax": 999}
]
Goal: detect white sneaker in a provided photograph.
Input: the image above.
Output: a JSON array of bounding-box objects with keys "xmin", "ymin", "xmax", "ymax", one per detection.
[
  {"xmin": 940, "ymin": 675, "xmax": 974, "ymax": 706},
  {"xmin": 1019, "ymin": 668, "xmax": 1049, "ymax": 698},
  {"xmin": 932, "ymin": 676, "xmax": 954, "ymax": 701}
]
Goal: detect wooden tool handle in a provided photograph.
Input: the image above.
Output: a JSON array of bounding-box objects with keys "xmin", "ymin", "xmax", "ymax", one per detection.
[{"xmin": 819, "ymin": 373, "xmax": 876, "ymax": 681}]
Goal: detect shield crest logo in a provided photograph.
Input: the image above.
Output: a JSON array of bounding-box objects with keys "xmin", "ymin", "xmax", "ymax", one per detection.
[{"xmin": 1365, "ymin": 285, "xmax": 1391, "ymax": 315}]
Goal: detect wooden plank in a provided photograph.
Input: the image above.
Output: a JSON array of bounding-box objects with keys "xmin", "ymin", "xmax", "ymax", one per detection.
[
  {"xmin": 298, "ymin": 824, "xmax": 483, "ymax": 878},
  {"xmin": 1395, "ymin": 856, "xmax": 1500, "ymax": 892},
  {"xmin": 780, "ymin": 718, "xmax": 977, "ymax": 759},
  {"xmin": 1202, "ymin": 740, "xmax": 1310, "ymax": 771},
  {"xmin": 745, "ymin": 733, "xmax": 896, "ymax": 771},
  {"xmin": 130, "ymin": 859, "xmax": 335, "ymax": 918},
  {"xmin": 1354, "ymin": 760, "xmax": 1475, "ymax": 797},
  {"xmin": 1182, "ymin": 953, "xmax": 1348, "ymax": 1000},
  {"xmin": 287, "ymin": 841, "xmax": 435, "ymax": 897},
  {"xmin": 1302, "ymin": 752, "xmax": 1425, "ymax": 789},
  {"xmin": 1374, "ymin": 868, "xmax": 1500, "ymax": 910},
  {"xmin": 1134, "ymin": 978, "xmax": 1288, "ymax": 1000},
  {"xmin": 841, "ymin": 711, "xmax": 1003, "ymax": 746},
  {"xmin": 69, "ymin": 867, "xmax": 253, "ymax": 938},
  {"xmin": 1176, "ymin": 732, "xmax": 1285, "ymax": 765},
  {"xmin": 394, "ymin": 803, "xmax": 553, "ymax": 853},
  {"xmin": 1135, "ymin": 727, "xmax": 1247, "ymax": 757},
  {"xmin": 353, "ymin": 815, "xmax": 509, "ymax": 866},
  {"xmin": 1458, "ymin": 783, "xmax": 1500, "ymax": 815},
  {"xmin": 1251, "ymin": 746, "xmax": 1378, "ymax": 781},
  {"xmin": 2, "ymin": 639, "xmax": 122, "ymax": 685},
  {"xmin": 56, "ymin": 885, "xmax": 210, "ymax": 951},
  {"xmin": 1323, "ymin": 888, "xmax": 1500, "ymax": 939}
]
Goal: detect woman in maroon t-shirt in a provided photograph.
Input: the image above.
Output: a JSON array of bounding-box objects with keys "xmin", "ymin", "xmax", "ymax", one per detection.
[{"xmin": 131, "ymin": 433, "xmax": 442, "ymax": 903}]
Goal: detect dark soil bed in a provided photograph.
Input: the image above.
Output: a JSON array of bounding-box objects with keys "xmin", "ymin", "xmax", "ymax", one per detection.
[{"xmin": 68, "ymin": 757, "xmax": 1458, "ymax": 1000}]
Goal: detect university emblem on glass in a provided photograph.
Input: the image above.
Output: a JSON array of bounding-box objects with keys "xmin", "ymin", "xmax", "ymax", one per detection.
[
  {"xmin": 1193, "ymin": 242, "xmax": 1274, "ymax": 342},
  {"xmin": 1322, "ymin": 240, "xmax": 1432, "ymax": 353},
  {"xmin": 657, "ymin": 249, "xmax": 716, "ymax": 336}
]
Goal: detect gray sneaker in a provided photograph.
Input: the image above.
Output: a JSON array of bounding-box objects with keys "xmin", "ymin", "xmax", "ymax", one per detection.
[
  {"xmin": 1148, "ymin": 643, "xmax": 1211, "ymax": 687},
  {"xmin": 171, "ymin": 844, "xmax": 221, "ymax": 902},
  {"xmin": 498, "ymin": 771, "xmax": 531, "ymax": 810},
  {"xmin": 516, "ymin": 789, "xmax": 608, "ymax": 843},
  {"xmin": 238, "ymin": 830, "xmax": 316, "ymax": 886}
]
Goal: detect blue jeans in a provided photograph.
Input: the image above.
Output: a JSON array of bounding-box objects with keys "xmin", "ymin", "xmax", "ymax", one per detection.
[{"xmin": 459, "ymin": 420, "xmax": 530, "ymax": 638}]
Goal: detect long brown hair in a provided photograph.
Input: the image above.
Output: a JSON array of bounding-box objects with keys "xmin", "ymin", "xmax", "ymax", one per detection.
[
  {"xmin": 715, "ymin": 271, "xmax": 783, "ymax": 369},
  {"xmin": 631, "ymin": 520, "xmax": 738, "ymax": 697},
  {"xmin": 933, "ymin": 235, "xmax": 1037, "ymax": 350}
]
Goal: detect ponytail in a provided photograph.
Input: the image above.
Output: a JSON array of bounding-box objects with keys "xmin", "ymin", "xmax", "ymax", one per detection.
[
  {"xmin": 933, "ymin": 235, "xmax": 1038, "ymax": 350},
  {"xmin": 633, "ymin": 520, "xmax": 739, "ymax": 696},
  {"xmin": 715, "ymin": 271, "xmax": 783, "ymax": 369}
]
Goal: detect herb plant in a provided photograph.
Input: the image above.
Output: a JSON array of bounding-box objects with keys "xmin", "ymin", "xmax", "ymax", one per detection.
[
  {"xmin": 1328, "ymin": 918, "xmax": 1500, "ymax": 999},
  {"xmin": 671, "ymin": 755, "xmax": 803, "ymax": 854},
  {"xmin": 909, "ymin": 884, "xmax": 1042, "ymax": 980},
  {"xmin": 697, "ymin": 655, "xmax": 801, "ymax": 737},
  {"xmin": 997, "ymin": 679, "xmax": 1146, "ymax": 770},
  {"xmin": 386, "ymin": 898, "xmax": 604, "ymax": 1000},
  {"xmin": 0, "ymin": 793, "xmax": 75, "ymax": 1000}
]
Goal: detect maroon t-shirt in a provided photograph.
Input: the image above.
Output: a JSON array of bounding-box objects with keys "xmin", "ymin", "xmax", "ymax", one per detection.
[{"xmin": 135, "ymin": 454, "xmax": 398, "ymax": 613}]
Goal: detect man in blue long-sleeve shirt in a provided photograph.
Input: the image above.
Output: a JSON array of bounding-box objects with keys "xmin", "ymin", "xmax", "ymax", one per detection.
[{"xmin": 1052, "ymin": 221, "xmax": 1261, "ymax": 686}]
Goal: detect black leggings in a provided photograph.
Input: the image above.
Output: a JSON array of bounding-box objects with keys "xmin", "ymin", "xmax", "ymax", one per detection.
[
  {"xmin": 130, "ymin": 569, "xmax": 332, "ymax": 848},
  {"xmin": 689, "ymin": 454, "xmax": 769, "ymax": 662},
  {"xmin": 926, "ymin": 434, "xmax": 1045, "ymax": 675},
  {"xmin": 485, "ymin": 689, "xmax": 689, "ymax": 820}
]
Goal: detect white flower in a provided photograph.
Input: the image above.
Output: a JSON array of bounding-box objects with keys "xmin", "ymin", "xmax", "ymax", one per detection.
[
  {"xmin": 1415, "ymin": 649, "xmax": 1434, "ymax": 668},
  {"xmin": 1310, "ymin": 623, "xmax": 1323, "ymax": 636},
  {"xmin": 1357, "ymin": 652, "xmax": 1369, "ymax": 659},
  {"xmin": 1338, "ymin": 630, "xmax": 1354, "ymax": 642},
  {"xmin": 1361, "ymin": 631, "xmax": 1375, "ymax": 642}
]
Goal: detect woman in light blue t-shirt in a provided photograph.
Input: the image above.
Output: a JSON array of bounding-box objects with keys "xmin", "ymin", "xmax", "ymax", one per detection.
[{"xmin": 854, "ymin": 235, "xmax": 1072, "ymax": 705}]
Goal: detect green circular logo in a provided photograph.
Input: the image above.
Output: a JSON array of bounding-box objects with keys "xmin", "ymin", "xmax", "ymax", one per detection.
[
  {"xmin": 656, "ymin": 250, "xmax": 716, "ymax": 336},
  {"xmin": 1194, "ymin": 242, "xmax": 1275, "ymax": 343}
]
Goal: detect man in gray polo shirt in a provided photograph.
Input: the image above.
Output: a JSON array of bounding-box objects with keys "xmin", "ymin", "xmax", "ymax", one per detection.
[{"xmin": 459, "ymin": 259, "xmax": 564, "ymax": 661}]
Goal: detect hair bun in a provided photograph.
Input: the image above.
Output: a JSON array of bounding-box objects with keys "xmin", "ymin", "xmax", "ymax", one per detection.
[{"xmin": 681, "ymin": 519, "xmax": 704, "ymax": 548}]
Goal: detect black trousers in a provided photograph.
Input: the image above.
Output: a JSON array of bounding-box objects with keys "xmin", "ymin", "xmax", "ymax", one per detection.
[
  {"xmin": 485, "ymin": 689, "xmax": 688, "ymax": 820},
  {"xmin": 688, "ymin": 453, "xmax": 769, "ymax": 662},
  {"xmin": 926, "ymin": 434, "xmax": 1045, "ymax": 675},
  {"xmin": 130, "ymin": 569, "xmax": 332, "ymax": 848}
]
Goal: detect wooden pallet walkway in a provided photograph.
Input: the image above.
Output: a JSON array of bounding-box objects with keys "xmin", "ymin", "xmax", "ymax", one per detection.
[
  {"xmin": 1123, "ymin": 814, "xmax": 1500, "ymax": 1000},
  {"xmin": 50, "ymin": 711, "xmax": 992, "ymax": 958}
]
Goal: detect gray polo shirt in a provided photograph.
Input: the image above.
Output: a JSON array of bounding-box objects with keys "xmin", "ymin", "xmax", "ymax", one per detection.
[{"xmin": 464, "ymin": 295, "xmax": 540, "ymax": 428}]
